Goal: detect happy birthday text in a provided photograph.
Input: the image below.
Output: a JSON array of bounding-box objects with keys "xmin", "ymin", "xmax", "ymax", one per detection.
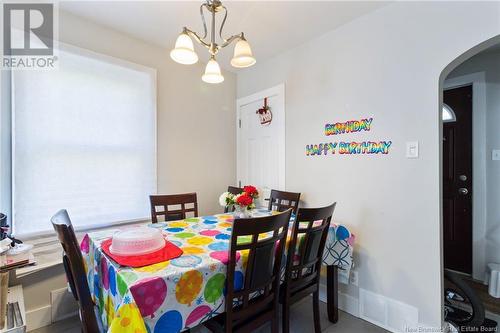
[
  {"xmin": 306, "ymin": 117, "xmax": 392, "ymax": 157},
  {"xmin": 306, "ymin": 141, "xmax": 392, "ymax": 156}
]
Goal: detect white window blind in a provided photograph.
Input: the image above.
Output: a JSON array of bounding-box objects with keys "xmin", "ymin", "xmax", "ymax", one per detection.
[{"xmin": 12, "ymin": 46, "xmax": 156, "ymax": 237}]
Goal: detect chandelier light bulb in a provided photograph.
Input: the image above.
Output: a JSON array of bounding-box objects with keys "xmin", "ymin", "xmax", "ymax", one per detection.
[
  {"xmin": 170, "ymin": 32, "xmax": 199, "ymax": 65},
  {"xmin": 231, "ymin": 38, "xmax": 256, "ymax": 68},
  {"xmin": 202, "ymin": 57, "xmax": 224, "ymax": 84}
]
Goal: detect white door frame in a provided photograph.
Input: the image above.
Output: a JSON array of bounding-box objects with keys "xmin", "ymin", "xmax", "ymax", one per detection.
[
  {"xmin": 443, "ymin": 72, "xmax": 487, "ymax": 281},
  {"xmin": 236, "ymin": 83, "xmax": 286, "ymax": 190}
]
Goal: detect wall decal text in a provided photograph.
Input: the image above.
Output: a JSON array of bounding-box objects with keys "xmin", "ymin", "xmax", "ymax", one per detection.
[
  {"xmin": 306, "ymin": 117, "xmax": 392, "ymax": 157},
  {"xmin": 306, "ymin": 141, "xmax": 392, "ymax": 156},
  {"xmin": 325, "ymin": 118, "xmax": 373, "ymax": 136}
]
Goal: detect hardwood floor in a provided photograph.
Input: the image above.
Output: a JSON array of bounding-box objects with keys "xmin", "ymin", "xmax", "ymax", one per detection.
[
  {"xmin": 465, "ymin": 277, "xmax": 500, "ymax": 315},
  {"xmin": 30, "ymin": 297, "xmax": 388, "ymax": 333}
]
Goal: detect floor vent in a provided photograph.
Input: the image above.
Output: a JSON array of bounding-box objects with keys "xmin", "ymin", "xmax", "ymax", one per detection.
[{"xmin": 50, "ymin": 287, "xmax": 78, "ymax": 323}]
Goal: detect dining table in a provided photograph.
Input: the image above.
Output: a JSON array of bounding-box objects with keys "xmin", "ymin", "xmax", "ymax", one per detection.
[{"xmin": 81, "ymin": 209, "xmax": 355, "ymax": 333}]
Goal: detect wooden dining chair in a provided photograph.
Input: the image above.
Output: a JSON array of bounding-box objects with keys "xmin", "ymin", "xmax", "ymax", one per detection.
[
  {"xmin": 281, "ymin": 203, "xmax": 337, "ymax": 333},
  {"xmin": 267, "ymin": 189, "xmax": 301, "ymax": 215},
  {"xmin": 51, "ymin": 209, "xmax": 103, "ymax": 333},
  {"xmin": 149, "ymin": 193, "xmax": 198, "ymax": 223},
  {"xmin": 204, "ymin": 209, "xmax": 293, "ymax": 333},
  {"xmin": 224, "ymin": 186, "xmax": 243, "ymax": 213}
]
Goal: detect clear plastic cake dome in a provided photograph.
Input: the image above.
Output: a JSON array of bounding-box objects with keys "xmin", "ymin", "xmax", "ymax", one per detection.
[{"xmin": 110, "ymin": 226, "xmax": 165, "ymax": 256}]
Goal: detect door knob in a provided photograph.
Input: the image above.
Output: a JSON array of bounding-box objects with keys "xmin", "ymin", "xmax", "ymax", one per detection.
[{"xmin": 458, "ymin": 188, "xmax": 468, "ymax": 195}]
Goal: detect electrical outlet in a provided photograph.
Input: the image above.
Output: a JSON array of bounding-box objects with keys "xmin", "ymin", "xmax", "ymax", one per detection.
[{"xmin": 350, "ymin": 270, "xmax": 359, "ymax": 286}]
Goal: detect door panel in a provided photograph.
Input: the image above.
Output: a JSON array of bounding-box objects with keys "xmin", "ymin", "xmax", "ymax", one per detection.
[
  {"xmin": 443, "ymin": 85, "xmax": 473, "ymax": 274},
  {"xmin": 241, "ymin": 98, "xmax": 279, "ymax": 189},
  {"xmin": 237, "ymin": 85, "xmax": 285, "ymax": 196}
]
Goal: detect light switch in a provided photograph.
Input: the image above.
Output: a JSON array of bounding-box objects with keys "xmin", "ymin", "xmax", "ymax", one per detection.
[
  {"xmin": 406, "ymin": 141, "xmax": 419, "ymax": 159},
  {"xmin": 493, "ymin": 149, "xmax": 500, "ymax": 161}
]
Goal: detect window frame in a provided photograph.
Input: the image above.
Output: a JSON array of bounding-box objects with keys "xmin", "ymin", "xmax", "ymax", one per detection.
[
  {"xmin": 0, "ymin": 69, "xmax": 12, "ymax": 234},
  {"xmin": 442, "ymin": 103, "xmax": 457, "ymax": 123},
  {"xmin": 9, "ymin": 42, "xmax": 158, "ymax": 239}
]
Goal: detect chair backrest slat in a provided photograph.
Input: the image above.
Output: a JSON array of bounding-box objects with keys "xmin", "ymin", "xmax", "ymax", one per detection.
[
  {"xmin": 227, "ymin": 186, "xmax": 243, "ymax": 195},
  {"xmin": 51, "ymin": 210, "xmax": 100, "ymax": 333},
  {"xmin": 225, "ymin": 209, "xmax": 292, "ymax": 331},
  {"xmin": 224, "ymin": 186, "xmax": 243, "ymax": 213},
  {"xmin": 268, "ymin": 189, "xmax": 301, "ymax": 215},
  {"xmin": 149, "ymin": 193, "xmax": 198, "ymax": 223}
]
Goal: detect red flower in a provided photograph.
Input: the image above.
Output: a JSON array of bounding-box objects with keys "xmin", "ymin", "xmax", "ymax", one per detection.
[
  {"xmin": 243, "ymin": 185, "xmax": 259, "ymax": 198},
  {"xmin": 236, "ymin": 193, "xmax": 253, "ymax": 207}
]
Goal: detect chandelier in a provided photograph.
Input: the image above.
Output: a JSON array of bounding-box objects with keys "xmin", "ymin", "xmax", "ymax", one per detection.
[{"xmin": 170, "ymin": 0, "xmax": 256, "ymax": 84}]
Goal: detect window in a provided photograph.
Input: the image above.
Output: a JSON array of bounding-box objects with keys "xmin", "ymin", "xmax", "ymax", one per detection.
[
  {"xmin": 442, "ymin": 104, "xmax": 457, "ymax": 123},
  {"xmin": 12, "ymin": 45, "xmax": 156, "ymax": 237}
]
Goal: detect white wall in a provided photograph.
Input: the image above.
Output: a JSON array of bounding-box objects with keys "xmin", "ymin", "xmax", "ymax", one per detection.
[
  {"xmin": 237, "ymin": 1, "xmax": 500, "ymax": 328},
  {"xmin": 8, "ymin": 10, "xmax": 236, "ymax": 330},
  {"xmin": 448, "ymin": 50, "xmax": 500, "ymax": 272}
]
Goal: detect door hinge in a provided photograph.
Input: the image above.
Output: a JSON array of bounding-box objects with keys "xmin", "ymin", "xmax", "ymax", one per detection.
[{"xmin": 238, "ymin": 119, "xmax": 241, "ymax": 128}]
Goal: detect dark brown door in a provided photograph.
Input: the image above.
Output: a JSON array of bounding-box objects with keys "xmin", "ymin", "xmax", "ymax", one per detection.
[{"xmin": 443, "ymin": 85, "xmax": 473, "ymax": 274}]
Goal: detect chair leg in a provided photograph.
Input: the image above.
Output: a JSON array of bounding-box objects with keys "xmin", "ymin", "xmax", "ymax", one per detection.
[
  {"xmin": 272, "ymin": 316, "xmax": 279, "ymax": 333},
  {"xmin": 313, "ymin": 290, "xmax": 321, "ymax": 333},
  {"xmin": 282, "ymin": 302, "xmax": 290, "ymax": 333}
]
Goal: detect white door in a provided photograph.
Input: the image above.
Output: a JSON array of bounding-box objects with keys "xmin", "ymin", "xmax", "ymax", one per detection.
[{"xmin": 237, "ymin": 84, "xmax": 285, "ymax": 201}]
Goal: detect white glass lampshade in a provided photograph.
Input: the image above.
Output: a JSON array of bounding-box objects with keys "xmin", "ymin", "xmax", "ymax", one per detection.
[
  {"xmin": 170, "ymin": 32, "xmax": 198, "ymax": 65},
  {"xmin": 231, "ymin": 39, "xmax": 256, "ymax": 68},
  {"xmin": 202, "ymin": 58, "xmax": 224, "ymax": 84}
]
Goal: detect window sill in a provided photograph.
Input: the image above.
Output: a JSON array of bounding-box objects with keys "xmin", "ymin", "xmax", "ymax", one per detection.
[
  {"xmin": 16, "ymin": 254, "xmax": 61, "ymax": 278},
  {"xmin": 14, "ymin": 219, "xmax": 150, "ymax": 278}
]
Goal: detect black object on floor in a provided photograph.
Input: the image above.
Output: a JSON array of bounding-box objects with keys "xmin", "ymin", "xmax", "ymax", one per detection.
[{"xmin": 481, "ymin": 318, "xmax": 497, "ymax": 330}]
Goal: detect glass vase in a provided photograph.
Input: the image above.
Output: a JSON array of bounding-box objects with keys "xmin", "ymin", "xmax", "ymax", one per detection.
[{"xmin": 234, "ymin": 206, "xmax": 252, "ymax": 218}]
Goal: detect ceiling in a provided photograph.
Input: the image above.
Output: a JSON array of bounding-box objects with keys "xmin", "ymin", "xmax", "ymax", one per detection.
[{"xmin": 60, "ymin": 1, "xmax": 390, "ymax": 72}]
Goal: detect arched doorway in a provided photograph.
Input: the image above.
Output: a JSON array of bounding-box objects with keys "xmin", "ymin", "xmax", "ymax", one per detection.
[{"xmin": 439, "ymin": 35, "xmax": 500, "ymax": 328}]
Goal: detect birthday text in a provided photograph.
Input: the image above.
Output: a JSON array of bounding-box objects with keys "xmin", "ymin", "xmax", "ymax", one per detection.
[
  {"xmin": 306, "ymin": 141, "xmax": 392, "ymax": 156},
  {"xmin": 325, "ymin": 118, "xmax": 373, "ymax": 136}
]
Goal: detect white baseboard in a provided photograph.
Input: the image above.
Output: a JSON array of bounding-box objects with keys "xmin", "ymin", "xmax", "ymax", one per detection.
[
  {"xmin": 319, "ymin": 283, "xmax": 425, "ymax": 333},
  {"xmin": 25, "ymin": 287, "xmax": 78, "ymax": 332},
  {"xmin": 26, "ymin": 305, "xmax": 52, "ymax": 332},
  {"xmin": 26, "ymin": 305, "xmax": 78, "ymax": 332}
]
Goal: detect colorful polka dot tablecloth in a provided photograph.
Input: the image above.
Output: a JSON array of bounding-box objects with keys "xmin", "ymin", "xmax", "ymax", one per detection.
[{"xmin": 81, "ymin": 211, "xmax": 354, "ymax": 333}]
